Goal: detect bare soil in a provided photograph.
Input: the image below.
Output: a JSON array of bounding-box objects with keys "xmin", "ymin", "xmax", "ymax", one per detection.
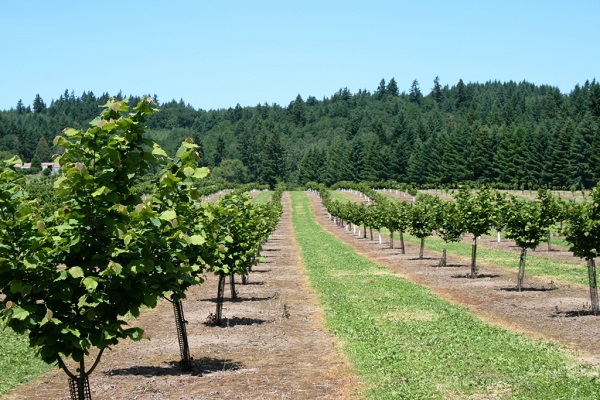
[{"xmin": 2, "ymin": 192, "xmax": 360, "ymax": 400}]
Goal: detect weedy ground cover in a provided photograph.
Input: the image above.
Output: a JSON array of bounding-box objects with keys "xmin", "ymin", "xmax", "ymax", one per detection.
[
  {"xmin": 292, "ymin": 191, "xmax": 600, "ymax": 399},
  {"xmin": 0, "ymin": 327, "xmax": 51, "ymax": 394}
]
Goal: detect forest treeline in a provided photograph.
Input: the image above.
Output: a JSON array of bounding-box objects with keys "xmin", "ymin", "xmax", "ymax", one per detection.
[{"xmin": 2, "ymin": 77, "xmax": 600, "ymax": 189}]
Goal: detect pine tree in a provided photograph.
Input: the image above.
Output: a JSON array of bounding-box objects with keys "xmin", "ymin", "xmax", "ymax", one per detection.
[
  {"xmin": 387, "ymin": 78, "xmax": 399, "ymax": 97},
  {"xmin": 409, "ymin": 80, "xmax": 423, "ymax": 105},
  {"xmin": 431, "ymin": 76, "xmax": 443, "ymax": 103}
]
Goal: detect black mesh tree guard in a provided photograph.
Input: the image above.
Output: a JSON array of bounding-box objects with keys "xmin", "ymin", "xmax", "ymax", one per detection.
[{"xmin": 172, "ymin": 300, "xmax": 192, "ymax": 371}]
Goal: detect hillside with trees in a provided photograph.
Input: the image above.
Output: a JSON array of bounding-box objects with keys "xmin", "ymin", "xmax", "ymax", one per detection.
[{"xmin": 2, "ymin": 77, "xmax": 600, "ymax": 189}]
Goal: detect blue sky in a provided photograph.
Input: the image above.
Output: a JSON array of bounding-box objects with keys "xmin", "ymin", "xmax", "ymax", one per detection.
[{"xmin": 1, "ymin": 1, "xmax": 598, "ymax": 111}]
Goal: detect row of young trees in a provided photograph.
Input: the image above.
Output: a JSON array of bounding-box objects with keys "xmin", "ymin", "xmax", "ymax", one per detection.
[
  {"xmin": 308, "ymin": 181, "xmax": 600, "ymax": 315},
  {"xmin": 0, "ymin": 99, "xmax": 283, "ymax": 399}
]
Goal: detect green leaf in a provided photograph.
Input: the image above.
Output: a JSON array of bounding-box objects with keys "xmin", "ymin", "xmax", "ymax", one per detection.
[
  {"xmin": 10, "ymin": 306, "xmax": 30, "ymax": 320},
  {"xmin": 189, "ymin": 234, "xmax": 206, "ymax": 245},
  {"xmin": 159, "ymin": 210, "xmax": 177, "ymax": 221},
  {"xmin": 152, "ymin": 144, "xmax": 168, "ymax": 157},
  {"xmin": 68, "ymin": 266, "xmax": 84, "ymax": 279},
  {"xmin": 82, "ymin": 277, "xmax": 99, "ymax": 292}
]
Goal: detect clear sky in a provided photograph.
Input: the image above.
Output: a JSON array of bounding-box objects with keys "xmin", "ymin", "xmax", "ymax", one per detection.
[{"xmin": 1, "ymin": 0, "xmax": 598, "ymax": 111}]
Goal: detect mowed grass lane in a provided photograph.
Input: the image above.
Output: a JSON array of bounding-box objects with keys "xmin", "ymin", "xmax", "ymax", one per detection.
[{"xmin": 291, "ymin": 191, "xmax": 600, "ymax": 399}]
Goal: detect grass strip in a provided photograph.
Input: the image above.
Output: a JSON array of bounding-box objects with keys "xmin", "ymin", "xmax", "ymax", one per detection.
[
  {"xmin": 291, "ymin": 191, "xmax": 600, "ymax": 399},
  {"xmin": 0, "ymin": 327, "xmax": 51, "ymax": 394},
  {"xmin": 250, "ymin": 190, "xmax": 273, "ymax": 204}
]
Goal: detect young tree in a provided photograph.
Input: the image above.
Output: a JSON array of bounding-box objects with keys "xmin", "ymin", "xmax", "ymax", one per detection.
[
  {"xmin": 504, "ymin": 196, "xmax": 546, "ymax": 291},
  {"xmin": 436, "ymin": 200, "xmax": 464, "ymax": 267},
  {"xmin": 0, "ymin": 98, "xmax": 207, "ymax": 398},
  {"xmin": 563, "ymin": 185, "xmax": 600, "ymax": 314},
  {"xmin": 455, "ymin": 186, "xmax": 496, "ymax": 278},
  {"xmin": 408, "ymin": 196, "xmax": 439, "ymax": 259}
]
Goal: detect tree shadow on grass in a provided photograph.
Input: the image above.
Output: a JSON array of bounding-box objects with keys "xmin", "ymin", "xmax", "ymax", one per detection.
[{"xmin": 105, "ymin": 357, "xmax": 243, "ymax": 377}]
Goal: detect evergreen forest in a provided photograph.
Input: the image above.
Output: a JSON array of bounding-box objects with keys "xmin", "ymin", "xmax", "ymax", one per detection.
[{"xmin": 2, "ymin": 77, "xmax": 600, "ymax": 189}]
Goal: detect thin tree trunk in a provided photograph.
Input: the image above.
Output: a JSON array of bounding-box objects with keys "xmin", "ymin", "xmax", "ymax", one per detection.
[
  {"xmin": 438, "ymin": 245, "xmax": 447, "ymax": 267},
  {"xmin": 230, "ymin": 271, "xmax": 237, "ymax": 300},
  {"xmin": 215, "ymin": 273, "xmax": 226, "ymax": 325},
  {"xmin": 390, "ymin": 231, "xmax": 394, "ymax": 249},
  {"xmin": 517, "ymin": 247, "xmax": 527, "ymax": 292},
  {"xmin": 497, "ymin": 231, "xmax": 501, "ymax": 243},
  {"xmin": 172, "ymin": 300, "xmax": 191, "ymax": 371},
  {"xmin": 547, "ymin": 230, "xmax": 552, "ymax": 251},
  {"xmin": 378, "ymin": 231, "xmax": 382, "ymax": 244},
  {"xmin": 370, "ymin": 228, "xmax": 373, "ymax": 240},
  {"xmin": 587, "ymin": 258, "xmax": 599, "ymax": 315},
  {"xmin": 419, "ymin": 237, "xmax": 425, "ymax": 259},
  {"xmin": 363, "ymin": 224, "xmax": 367, "ymax": 238},
  {"xmin": 470, "ymin": 237, "xmax": 478, "ymax": 278},
  {"xmin": 400, "ymin": 231, "xmax": 405, "ymax": 254}
]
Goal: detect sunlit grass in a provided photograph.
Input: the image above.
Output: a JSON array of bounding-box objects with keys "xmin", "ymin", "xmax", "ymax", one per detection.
[{"xmin": 0, "ymin": 326, "xmax": 51, "ymax": 394}]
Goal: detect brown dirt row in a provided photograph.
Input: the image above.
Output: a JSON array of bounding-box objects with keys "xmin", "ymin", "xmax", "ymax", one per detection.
[{"xmin": 3, "ymin": 192, "xmax": 359, "ymax": 400}]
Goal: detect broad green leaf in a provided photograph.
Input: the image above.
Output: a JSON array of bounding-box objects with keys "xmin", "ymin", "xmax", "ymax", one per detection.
[
  {"xmin": 68, "ymin": 266, "xmax": 84, "ymax": 278},
  {"xmin": 152, "ymin": 144, "xmax": 168, "ymax": 157},
  {"xmin": 159, "ymin": 209, "xmax": 177, "ymax": 221},
  {"xmin": 82, "ymin": 277, "xmax": 99, "ymax": 292},
  {"xmin": 189, "ymin": 234, "xmax": 206, "ymax": 245},
  {"xmin": 10, "ymin": 306, "xmax": 30, "ymax": 320}
]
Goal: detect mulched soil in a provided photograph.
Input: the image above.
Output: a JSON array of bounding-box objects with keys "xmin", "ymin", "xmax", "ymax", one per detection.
[{"xmin": 2, "ymin": 192, "xmax": 359, "ymax": 400}]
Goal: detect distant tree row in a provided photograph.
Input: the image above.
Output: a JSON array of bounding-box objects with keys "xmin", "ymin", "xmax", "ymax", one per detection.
[{"xmin": 2, "ymin": 77, "xmax": 600, "ymax": 189}]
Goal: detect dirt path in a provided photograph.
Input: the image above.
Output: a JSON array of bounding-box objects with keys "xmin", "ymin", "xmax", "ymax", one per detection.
[
  {"xmin": 308, "ymin": 191, "xmax": 600, "ymax": 366},
  {"xmin": 3, "ymin": 192, "xmax": 359, "ymax": 400}
]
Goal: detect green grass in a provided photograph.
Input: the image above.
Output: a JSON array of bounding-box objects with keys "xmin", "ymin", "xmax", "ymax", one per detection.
[
  {"xmin": 291, "ymin": 191, "xmax": 600, "ymax": 399},
  {"xmin": 250, "ymin": 190, "xmax": 273, "ymax": 204},
  {"xmin": 0, "ymin": 326, "xmax": 52, "ymax": 394},
  {"xmin": 396, "ymin": 231, "xmax": 589, "ymax": 286}
]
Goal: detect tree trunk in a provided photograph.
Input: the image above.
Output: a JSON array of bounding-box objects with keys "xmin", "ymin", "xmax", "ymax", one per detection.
[
  {"xmin": 172, "ymin": 300, "xmax": 191, "ymax": 371},
  {"xmin": 400, "ymin": 231, "xmax": 405, "ymax": 254},
  {"xmin": 230, "ymin": 271, "xmax": 237, "ymax": 300},
  {"xmin": 378, "ymin": 231, "xmax": 382, "ymax": 244},
  {"xmin": 517, "ymin": 247, "xmax": 527, "ymax": 292},
  {"xmin": 215, "ymin": 273, "xmax": 226, "ymax": 325},
  {"xmin": 370, "ymin": 228, "xmax": 373, "ymax": 240},
  {"xmin": 470, "ymin": 237, "xmax": 478, "ymax": 278},
  {"xmin": 69, "ymin": 373, "xmax": 91, "ymax": 400},
  {"xmin": 547, "ymin": 230, "xmax": 552, "ymax": 251},
  {"xmin": 438, "ymin": 245, "xmax": 447, "ymax": 267},
  {"xmin": 419, "ymin": 237, "xmax": 425, "ymax": 259},
  {"xmin": 363, "ymin": 224, "xmax": 367, "ymax": 239},
  {"xmin": 497, "ymin": 231, "xmax": 501, "ymax": 243},
  {"xmin": 390, "ymin": 231, "xmax": 394, "ymax": 249},
  {"xmin": 587, "ymin": 258, "xmax": 599, "ymax": 315}
]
